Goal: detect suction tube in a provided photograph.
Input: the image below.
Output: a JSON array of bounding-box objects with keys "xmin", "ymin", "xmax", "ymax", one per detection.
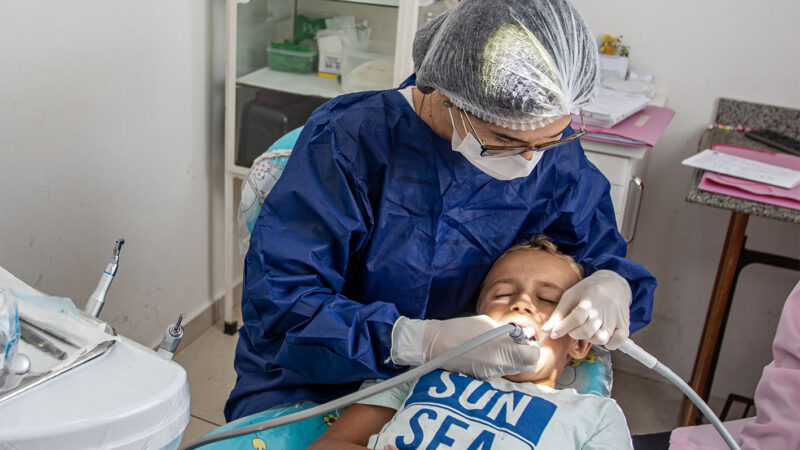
[
  {"xmin": 182, "ymin": 323, "xmax": 524, "ymax": 450},
  {"xmin": 182, "ymin": 329, "xmax": 740, "ymax": 450},
  {"xmin": 617, "ymin": 340, "xmax": 740, "ymax": 450}
]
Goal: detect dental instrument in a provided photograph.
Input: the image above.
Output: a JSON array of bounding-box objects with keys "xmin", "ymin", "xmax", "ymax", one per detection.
[
  {"xmin": 157, "ymin": 314, "xmax": 185, "ymax": 360},
  {"xmin": 84, "ymin": 238, "xmax": 125, "ymax": 318},
  {"xmin": 182, "ymin": 325, "xmax": 740, "ymax": 450},
  {"xmin": 20, "ymin": 324, "xmax": 66, "ymax": 360}
]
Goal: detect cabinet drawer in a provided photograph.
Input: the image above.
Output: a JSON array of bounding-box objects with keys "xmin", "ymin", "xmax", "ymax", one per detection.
[{"xmin": 584, "ymin": 151, "xmax": 629, "ymax": 185}]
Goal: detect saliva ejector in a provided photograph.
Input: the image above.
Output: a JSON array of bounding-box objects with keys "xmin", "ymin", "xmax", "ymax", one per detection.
[{"xmin": 183, "ymin": 325, "xmax": 741, "ymax": 450}]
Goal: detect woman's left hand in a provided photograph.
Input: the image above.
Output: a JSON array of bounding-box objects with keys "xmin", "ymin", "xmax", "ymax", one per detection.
[{"xmin": 541, "ymin": 270, "xmax": 632, "ymax": 350}]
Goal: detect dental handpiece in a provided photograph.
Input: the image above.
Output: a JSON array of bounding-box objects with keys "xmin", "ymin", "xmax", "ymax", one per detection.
[
  {"xmin": 158, "ymin": 314, "xmax": 185, "ymax": 360},
  {"xmin": 84, "ymin": 238, "xmax": 125, "ymax": 318},
  {"xmin": 509, "ymin": 325, "xmax": 548, "ymax": 347}
]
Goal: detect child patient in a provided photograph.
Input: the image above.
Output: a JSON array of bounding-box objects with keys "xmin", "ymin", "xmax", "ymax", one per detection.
[{"xmin": 311, "ymin": 236, "xmax": 632, "ymax": 450}]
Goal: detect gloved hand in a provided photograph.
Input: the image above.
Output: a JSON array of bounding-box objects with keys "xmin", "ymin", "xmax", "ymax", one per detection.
[
  {"xmin": 390, "ymin": 315, "xmax": 540, "ymax": 380},
  {"xmin": 541, "ymin": 269, "xmax": 632, "ymax": 350}
]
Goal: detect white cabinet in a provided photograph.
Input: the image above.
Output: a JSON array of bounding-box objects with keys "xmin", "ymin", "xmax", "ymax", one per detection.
[
  {"xmin": 582, "ymin": 141, "xmax": 648, "ymax": 242},
  {"xmin": 222, "ymin": 0, "xmax": 421, "ymax": 332},
  {"xmin": 579, "ymin": 93, "xmax": 667, "ymax": 244}
]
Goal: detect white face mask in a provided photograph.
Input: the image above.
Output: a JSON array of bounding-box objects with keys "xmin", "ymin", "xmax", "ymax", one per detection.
[{"xmin": 448, "ymin": 108, "xmax": 542, "ymax": 180}]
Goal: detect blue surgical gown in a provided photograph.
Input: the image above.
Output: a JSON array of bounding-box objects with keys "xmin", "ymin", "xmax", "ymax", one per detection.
[{"xmin": 225, "ymin": 83, "xmax": 657, "ymax": 421}]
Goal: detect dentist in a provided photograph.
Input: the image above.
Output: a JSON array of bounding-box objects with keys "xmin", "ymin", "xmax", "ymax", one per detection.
[{"xmin": 226, "ymin": 0, "xmax": 656, "ymax": 422}]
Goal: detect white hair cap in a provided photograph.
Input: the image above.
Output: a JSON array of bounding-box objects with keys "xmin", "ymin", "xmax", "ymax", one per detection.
[{"xmin": 413, "ymin": 0, "xmax": 600, "ymax": 130}]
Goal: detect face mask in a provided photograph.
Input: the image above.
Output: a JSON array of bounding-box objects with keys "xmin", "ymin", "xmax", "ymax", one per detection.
[{"xmin": 448, "ymin": 108, "xmax": 542, "ymax": 180}]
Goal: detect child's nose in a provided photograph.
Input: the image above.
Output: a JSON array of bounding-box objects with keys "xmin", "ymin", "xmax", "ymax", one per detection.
[{"xmin": 508, "ymin": 295, "xmax": 534, "ymax": 315}]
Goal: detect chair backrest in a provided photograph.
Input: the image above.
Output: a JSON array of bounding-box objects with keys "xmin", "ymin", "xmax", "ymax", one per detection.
[
  {"xmin": 238, "ymin": 127, "xmax": 304, "ymax": 239},
  {"xmin": 556, "ymin": 345, "xmax": 613, "ymax": 397}
]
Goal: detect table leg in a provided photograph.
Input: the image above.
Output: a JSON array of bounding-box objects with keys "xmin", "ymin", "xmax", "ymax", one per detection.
[{"xmin": 679, "ymin": 211, "xmax": 749, "ymax": 426}]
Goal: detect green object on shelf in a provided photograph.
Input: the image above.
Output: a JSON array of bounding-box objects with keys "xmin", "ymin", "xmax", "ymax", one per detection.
[
  {"xmin": 294, "ymin": 15, "xmax": 326, "ymax": 44},
  {"xmin": 268, "ymin": 40, "xmax": 318, "ymax": 73}
]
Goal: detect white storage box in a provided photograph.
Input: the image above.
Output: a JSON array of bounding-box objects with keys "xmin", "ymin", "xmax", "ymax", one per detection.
[{"xmin": 341, "ymin": 41, "xmax": 395, "ymax": 93}]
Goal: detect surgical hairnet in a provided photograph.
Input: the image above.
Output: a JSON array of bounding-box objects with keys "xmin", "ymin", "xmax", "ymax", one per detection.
[{"xmin": 413, "ymin": 0, "xmax": 600, "ymax": 130}]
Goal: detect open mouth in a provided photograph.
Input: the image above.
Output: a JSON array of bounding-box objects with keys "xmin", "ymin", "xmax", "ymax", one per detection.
[
  {"xmin": 522, "ymin": 327, "xmax": 537, "ymax": 342},
  {"xmin": 521, "ymin": 326, "xmax": 548, "ymax": 347}
]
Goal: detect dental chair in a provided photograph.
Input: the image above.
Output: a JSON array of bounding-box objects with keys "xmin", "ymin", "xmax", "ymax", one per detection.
[{"xmin": 204, "ymin": 128, "xmax": 617, "ymax": 449}]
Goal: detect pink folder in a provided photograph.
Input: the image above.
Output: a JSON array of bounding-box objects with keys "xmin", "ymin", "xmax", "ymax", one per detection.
[
  {"xmin": 699, "ymin": 144, "xmax": 800, "ymax": 210},
  {"xmin": 573, "ymin": 105, "xmax": 675, "ymax": 148}
]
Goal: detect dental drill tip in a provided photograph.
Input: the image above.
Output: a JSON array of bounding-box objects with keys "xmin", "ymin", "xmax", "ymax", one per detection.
[
  {"xmin": 169, "ymin": 313, "xmax": 185, "ymax": 336},
  {"xmin": 113, "ymin": 238, "xmax": 125, "ymax": 255}
]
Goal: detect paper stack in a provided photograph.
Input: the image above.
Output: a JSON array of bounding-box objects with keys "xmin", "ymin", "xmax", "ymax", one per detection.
[
  {"xmin": 687, "ymin": 144, "xmax": 800, "ymax": 210},
  {"xmin": 573, "ymin": 105, "xmax": 675, "ymax": 148},
  {"xmin": 581, "ymin": 86, "xmax": 651, "ymax": 129}
]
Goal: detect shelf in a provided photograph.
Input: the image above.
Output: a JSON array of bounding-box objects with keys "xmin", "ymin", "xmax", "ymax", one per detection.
[
  {"xmin": 237, "ymin": 67, "xmax": 343, "ymax": 99},
  {"xmin": 324, "ymin": 0, "xmax": 398, "ymax": 6}
]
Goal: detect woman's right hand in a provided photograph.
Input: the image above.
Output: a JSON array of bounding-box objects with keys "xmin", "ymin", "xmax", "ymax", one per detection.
[{"xmin": 390, "ymin": 315, "xmax": 540, "ymax": 379}]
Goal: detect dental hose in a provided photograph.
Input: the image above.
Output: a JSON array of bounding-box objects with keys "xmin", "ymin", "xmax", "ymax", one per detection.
[
  {"xmin": 617, "ymin": 339, "xmax": 740, "ymax": 450},
  {"xmin": 182, "ymin": 327, "xmax": 740, "ymax": 450},
  {"xmin": 182, "ymin": 323, "xmax": 526, "ymax": 450}
]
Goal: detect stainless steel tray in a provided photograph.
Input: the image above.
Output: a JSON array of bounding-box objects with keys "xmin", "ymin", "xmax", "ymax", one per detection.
[{"xmin": 0, "ymin": 315, "xmax": 118, "ymax": 405}]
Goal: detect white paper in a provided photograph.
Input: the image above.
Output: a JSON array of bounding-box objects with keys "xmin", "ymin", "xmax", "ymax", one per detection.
[
  {"xmin": 581, "ymin": 87, "xmax": 650, "ymax": 128},
  {"xmin": 598, "ymin": 53, "xmax": 628, "ymax": 80},
  {"xmin": 682, "ymin": 149, "xmax": 800, "ymax": 189}
]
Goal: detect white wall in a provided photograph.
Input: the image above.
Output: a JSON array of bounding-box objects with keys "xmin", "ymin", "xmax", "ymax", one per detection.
[
  {"xmin": 572, "ymin": 0, "xmax": 800, "ymax": 398},
  {"xmin": 0, "ymin": 0, "xmax": 226, "ymax": 348}
]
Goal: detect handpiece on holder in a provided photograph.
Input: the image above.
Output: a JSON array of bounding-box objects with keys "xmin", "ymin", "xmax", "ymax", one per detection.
[
  {"xmin": 157, "ymin": 314, "xmax": 185, "ymax": 360},
  {"xmin": 84, "ymin": 238, "xmax": 125, "ymax": 318}
]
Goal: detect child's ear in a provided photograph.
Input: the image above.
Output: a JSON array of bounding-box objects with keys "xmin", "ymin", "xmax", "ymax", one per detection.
[{"xmin": 567, "ymin": 338, "xmax": 592, "ymax": 361}]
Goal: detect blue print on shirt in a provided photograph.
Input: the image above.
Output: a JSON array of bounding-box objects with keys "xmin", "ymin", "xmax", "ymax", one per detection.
[{"xmin": 390, "ymin": 370, "xmax": 557, "ymax": 449}]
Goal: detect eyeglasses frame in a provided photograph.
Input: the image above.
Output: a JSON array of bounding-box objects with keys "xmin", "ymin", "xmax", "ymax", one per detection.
[{"xmin": 455, "ymin": 107, "xmax": 587, "ymax": 158}]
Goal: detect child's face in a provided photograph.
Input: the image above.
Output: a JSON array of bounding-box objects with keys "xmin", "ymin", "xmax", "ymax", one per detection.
[{"xmin": 477, "ymin": 249, "xmax": 590, "ymax": 385}]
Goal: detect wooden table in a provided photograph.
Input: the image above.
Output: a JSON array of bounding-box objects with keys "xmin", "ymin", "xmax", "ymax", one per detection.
[{"xmin": 681, "ymin": 125, "xmax": 800, "ymax": 426}]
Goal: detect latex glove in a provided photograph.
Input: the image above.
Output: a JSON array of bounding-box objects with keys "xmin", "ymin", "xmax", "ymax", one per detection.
[
  {"xmin": 541, "ymin": 270, "xmax": 632, "ymax": 350},
  {"xmin": 390, "ymin": 315, "xmax": 540, "ymax": 380}
]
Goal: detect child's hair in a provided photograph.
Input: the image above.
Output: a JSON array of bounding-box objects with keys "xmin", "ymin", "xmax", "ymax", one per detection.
[{"xmin": 502, "ymin": 236, "xmax": 584, "ymax": 279}]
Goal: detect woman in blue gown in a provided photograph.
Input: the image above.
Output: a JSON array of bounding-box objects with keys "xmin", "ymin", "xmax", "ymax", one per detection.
[{"xmin": 226, "ymin": 0, "xmax": 656, "ymax": 421}]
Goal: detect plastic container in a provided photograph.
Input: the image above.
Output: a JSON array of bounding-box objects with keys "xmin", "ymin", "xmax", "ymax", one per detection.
[
  {"xmin": 268, "ymin": 42, "xmax": 318, "ymax": 73},
  {"xmin": 341, "ymin": 41, "xmax": 395, "ymax": 93}
]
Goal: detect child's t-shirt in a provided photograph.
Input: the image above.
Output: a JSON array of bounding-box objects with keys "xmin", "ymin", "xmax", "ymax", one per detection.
[{"xmin": 359, "ymin": 369, "xmax": 632, "ymax": 449}]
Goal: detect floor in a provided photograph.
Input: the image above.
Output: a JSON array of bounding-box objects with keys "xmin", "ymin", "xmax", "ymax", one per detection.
[{"xmin": 175, "ymin": 315, "xmax": 728, "ymax": 446}]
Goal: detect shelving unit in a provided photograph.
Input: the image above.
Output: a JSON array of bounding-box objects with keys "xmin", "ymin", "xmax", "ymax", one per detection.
[{"xmin": 222, "ymin": 0, "xmax": 420, "ymax": 333}]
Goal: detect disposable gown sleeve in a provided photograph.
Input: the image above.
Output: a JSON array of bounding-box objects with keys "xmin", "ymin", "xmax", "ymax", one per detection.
[
  {"xmin": 242, "ymin": 118, "xmax": 403, "ymax": 384},
  {"xmin": 541, "ymin": 165, "xmax": 656, "ymax": 333}
]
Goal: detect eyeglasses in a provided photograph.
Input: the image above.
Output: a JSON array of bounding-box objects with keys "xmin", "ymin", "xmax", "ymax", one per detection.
[{"xmin": 458, "ymin": 108, "xmax": 587, "ymax": 158}]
